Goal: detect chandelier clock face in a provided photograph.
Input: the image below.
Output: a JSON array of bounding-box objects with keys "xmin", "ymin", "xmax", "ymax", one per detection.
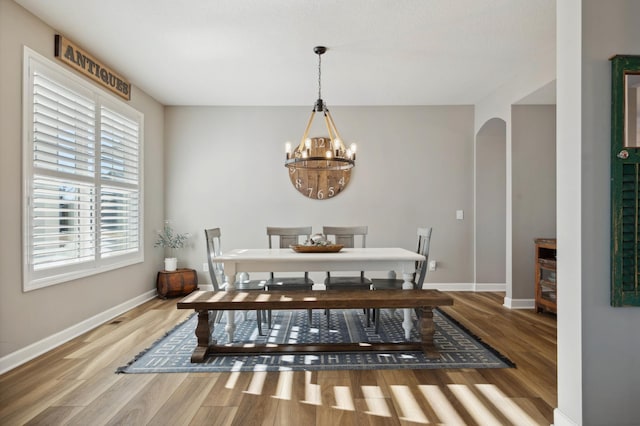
[{"xmin": 287, "ymin": 137, "xmax": 352, "ymax": 200}]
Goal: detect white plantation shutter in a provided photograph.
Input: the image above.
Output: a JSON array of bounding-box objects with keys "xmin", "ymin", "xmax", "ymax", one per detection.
[
  {"xmin": 100, "ymin": 106, "xmax": 140, "ymax": 185},
  {"xmin": 33, "ymin": 72, "xmax": 96, "ymax": 177},
  {"xmin": 24, "ymin": 48, "xmax": 143, "ymax": 290},
  {"xmin": 100, "ymin": 186, "xmax": 140, "ymax": 258},
  {"xmin": 32, "ymin": 176, "xmax": 96, "ymax": 270},
  {"xmin": 99, "ymin": 105, "xmax": 141, "ymax": 258}
]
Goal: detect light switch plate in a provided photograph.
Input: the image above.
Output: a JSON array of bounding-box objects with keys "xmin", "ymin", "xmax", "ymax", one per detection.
[{"xmin": 456, "ymin": 210, "xmax": 464, "ymax": 220}]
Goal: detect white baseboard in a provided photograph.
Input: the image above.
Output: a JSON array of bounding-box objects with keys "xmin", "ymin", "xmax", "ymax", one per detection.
[
  {"xmin": 553, "ymin": 407, "xmax": 579, "ymax": 426},
  {"xmin": 503, "ymin": 297, "xmax": 535, "ymax": 309},
  {"xmin": 0, "ymin": 289, "xmax": 157, "ymax": 375},
  {"xmin": 474, "ymin": 282, "xmax": 507, "ymax": 292},
  {"xmin": 422, "ymin": 283, "xmax": 506, "ymax": 292},
  {"xmin": 422, "ymin": 283, "xmax": 474, "ymax": 291}
]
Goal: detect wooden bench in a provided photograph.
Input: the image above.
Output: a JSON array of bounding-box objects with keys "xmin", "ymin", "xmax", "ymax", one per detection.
[{"xmin": 177, "ymin": 289, "xmax": 453, "ymax": 363}]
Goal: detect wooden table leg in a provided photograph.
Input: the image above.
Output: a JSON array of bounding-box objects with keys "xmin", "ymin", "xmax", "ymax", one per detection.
[
  {"xmin": 418, "ymin": 306, "xmax": 440, "ymax": 359},
  {"xmin": 191, "ymin": 309, "xmax": 213, "ymax": 363}
]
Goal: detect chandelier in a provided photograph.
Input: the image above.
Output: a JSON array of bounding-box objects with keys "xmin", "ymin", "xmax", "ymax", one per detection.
[{"xmin": 285, "ymin": 46, "xmax": 356, "ymax": 172}]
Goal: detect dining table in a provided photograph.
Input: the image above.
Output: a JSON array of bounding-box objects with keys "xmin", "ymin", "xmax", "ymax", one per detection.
[{"xmin": 215, "ymin": 247, "xmax": 425, "ymax": 341}]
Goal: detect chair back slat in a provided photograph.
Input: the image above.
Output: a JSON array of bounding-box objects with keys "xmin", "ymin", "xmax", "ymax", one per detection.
[
  {"xmin": 322, "ymin": 226, "xmax": 368, "ymax": 248},
  {"xmin": 414, "ymin": 227, "xmax": 433, "ymax": 288},
  {"xmin": 204, "ymin": 228, "xmax": 225, "ymax": 291},
  {"xmin": 322, "ymin": 226, "xmax": 368, "ymax": 278},
  {"xmin": 267, "ymin": 226, "xmax": 312, "ymax": 248},
  {"xmin": 267, "ymin": 226, "xmax": 313, "ymax": 279}
]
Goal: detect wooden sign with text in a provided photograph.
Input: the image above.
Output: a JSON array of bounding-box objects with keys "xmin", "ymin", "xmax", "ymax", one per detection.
[{"xmin": 54, "ymin": 35, "xmax": 131, "ymax": 100}]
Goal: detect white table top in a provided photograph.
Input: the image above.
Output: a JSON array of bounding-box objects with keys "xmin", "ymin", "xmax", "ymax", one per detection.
[{"xmin": 215, "ymin": 247, "xmax": 424, "ymax": 274}]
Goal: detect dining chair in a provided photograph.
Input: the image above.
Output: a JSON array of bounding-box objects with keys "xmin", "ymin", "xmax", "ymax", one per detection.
[
  {"xmin": 265, "ymin": 226, "xmax": 314, "ymax": 324},
  {"xmin": 370, "ymin": 227, "xmax": 432, "ymax": 333},
  {"xmin": 322, "ymin": 225, "xmax": 373, "ymax": 327},
  {"xmin": 204, "ymin": 227, "xmax": 267, "ymax": 335}
]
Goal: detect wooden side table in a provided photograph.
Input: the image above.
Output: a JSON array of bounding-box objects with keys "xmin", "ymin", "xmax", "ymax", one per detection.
[{"xmin": 156, "ymin": 268, "xmax": 199, "ymax": 299}]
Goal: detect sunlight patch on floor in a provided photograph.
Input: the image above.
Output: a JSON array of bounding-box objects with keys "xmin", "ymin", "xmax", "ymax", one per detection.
[
  {"xmin": 448, "ymin": 384, "xmax": 502, "ymax": 425},
  {"xmin": 418, "ymin": 385, "xmax": 465, "ymax": 425},
  {"xmin": 362, "ymin": 385, "xmax": 392, "ymax": 417},
  {"xmin": 225, "ymin": 366, "xmax": 242, "ymax": 389},
  {"xmin": 302, "ymin": 370, "xmax": 322, "ymax": 405},
  {"xmin": 390, "ymin": 385, "xmax": 429, "ymax": 423},
  {"xmin": 475, "ymin": 384, "xmax": 539, "ymax": 426},
  {"xmin": 272, "ymin": 370, "xmax": 294, "ymax": 400},
  {"xmin": 244, "ymin": 371, "xmax": 267, "ymax": 395},
  {"xmin": 332, "ymin": 386, "xmax": 356, "ymax": 411}
]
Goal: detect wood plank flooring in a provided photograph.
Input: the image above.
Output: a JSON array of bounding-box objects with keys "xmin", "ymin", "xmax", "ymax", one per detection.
[{"xmin": 0, "ymin": 292, "xmax": 557, "ymax": 425}]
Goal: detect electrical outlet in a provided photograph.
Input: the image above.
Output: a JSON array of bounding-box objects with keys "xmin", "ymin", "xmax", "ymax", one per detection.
[
  {"xmin": 429, "ymin": 260, "xmax": 437, "ymax": 271},
  {"xmin": 202, "ymin": 262, "xmax": 209, "ymax": 272},
  {"xmin": 456, "ymin": 210, "xmax": 464, "ymax": 220}
]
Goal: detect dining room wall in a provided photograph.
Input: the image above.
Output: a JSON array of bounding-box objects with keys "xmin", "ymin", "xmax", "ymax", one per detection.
[
  {"xmin": 163, "ymin": 105, "xmax": 475, "ymax": 285},
  {"xmin": 0, "ymin": 0, "xmax": 165, "ymax": 364},
  {"xmin": 511, "ymin": 105, "xmax": 557, "ymax": 300},
  {"xmin": 475, "ymin": 118, "xmax": 507, "ymax": 285}
]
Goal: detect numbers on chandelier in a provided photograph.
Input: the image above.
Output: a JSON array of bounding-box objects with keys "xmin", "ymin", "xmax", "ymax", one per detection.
[
  {"xmin": 286, "ymin": 137, "xmax": 353, "ymax": 200},
  {"xmin": 301, "ymin": 186, "xmax": 337, "ymax": 199}
]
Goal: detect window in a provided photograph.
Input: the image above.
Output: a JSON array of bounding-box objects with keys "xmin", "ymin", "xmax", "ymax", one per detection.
[{"xmin": 22, "ymin": 48, "xmax": 143, "ymax": 291}]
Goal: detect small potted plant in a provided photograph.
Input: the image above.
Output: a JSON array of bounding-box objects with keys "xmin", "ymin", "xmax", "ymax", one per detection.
[{"xmin": 154, "ymin": 221, "xmax": 190, "ymax": 271}]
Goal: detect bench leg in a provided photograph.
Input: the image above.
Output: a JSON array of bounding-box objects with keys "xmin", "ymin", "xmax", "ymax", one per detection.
[
  {"xmin": 192, "ymin": 309, "xmax": 214, "ymax": 363},
  {"xmin": 418, "ymin": 306, "xmax": 440, "ymax": 359}
]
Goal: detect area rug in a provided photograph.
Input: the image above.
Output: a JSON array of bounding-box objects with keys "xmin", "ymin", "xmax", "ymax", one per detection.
[{"xmin": 118, "ymin": 309, "xmax": 514, "ymax": 373}]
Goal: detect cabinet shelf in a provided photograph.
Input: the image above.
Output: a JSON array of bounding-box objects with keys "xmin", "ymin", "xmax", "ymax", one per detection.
[
  {"xmin": 539, "ymin": 279, "xmax": 557, "ymax": 289},
  {"xmin": 538, "ymin": 258, "xmax": 556, "ymax": 269},
  {"xmin": 535, "ymin": 238, "xmax": 557, "ymax": 314}
]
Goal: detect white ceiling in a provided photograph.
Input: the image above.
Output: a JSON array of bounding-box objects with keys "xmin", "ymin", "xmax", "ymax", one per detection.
[{"xmin": 15, "ymin": 0, "xmax": 556, "ymax": 106}]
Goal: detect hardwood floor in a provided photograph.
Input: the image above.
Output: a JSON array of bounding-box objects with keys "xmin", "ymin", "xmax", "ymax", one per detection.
[{"xmin": 0, "ymin": 292, "xmax": 557, "ymax": 425}]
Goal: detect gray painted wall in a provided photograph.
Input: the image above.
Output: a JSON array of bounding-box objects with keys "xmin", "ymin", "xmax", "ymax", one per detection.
[
  {"xmin": 580, "ymin": 1, "xmax": 640, "ymax": 423},
  {"xmin": 0, "ymin": 1, "xmax": 165, "ymax": 357},
  {"xmin": 475, "ymin": 118, "xmax": 507, "ymax": 284},
  {"xmin": 163, "ymin": 106, "xmax": 475, "ymax": 285},
  {"xmin": 512, "ymin": 105, "xmax": 556, "ymax": 300}
]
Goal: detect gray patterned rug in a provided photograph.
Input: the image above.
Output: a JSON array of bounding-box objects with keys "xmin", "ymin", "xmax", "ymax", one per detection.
[{"xmin": 118, "ymin": 309, "xmax": 514, "ymax": 373}]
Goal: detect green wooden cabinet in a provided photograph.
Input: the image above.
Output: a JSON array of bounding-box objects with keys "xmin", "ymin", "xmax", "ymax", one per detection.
[{"xmin": 610, "ymin": 55, "xmax": 640, "ymax": 306}]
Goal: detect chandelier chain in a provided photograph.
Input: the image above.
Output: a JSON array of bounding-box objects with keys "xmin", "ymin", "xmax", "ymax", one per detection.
[
  {"xmin": 317, "ymin": 52, "xmax": 322, "ymax": 101},
  {"xmin": 283, "ymin": 45, "xmax": 356, "ymax": 175}
]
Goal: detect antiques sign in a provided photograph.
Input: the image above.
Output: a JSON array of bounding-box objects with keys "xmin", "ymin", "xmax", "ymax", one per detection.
[{"xmin": 54, "ymin": 35, "xmax": 131, "ymax": 100}]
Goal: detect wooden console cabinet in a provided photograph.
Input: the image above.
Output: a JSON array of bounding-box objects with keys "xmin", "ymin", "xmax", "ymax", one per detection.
[
  {"xmin": 156, "ymin": 268, "xmax": 198, "ymax": 299},
  {"xmin": 534, "ymin": 238, "xmax": 557, "ymax": 314}
]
